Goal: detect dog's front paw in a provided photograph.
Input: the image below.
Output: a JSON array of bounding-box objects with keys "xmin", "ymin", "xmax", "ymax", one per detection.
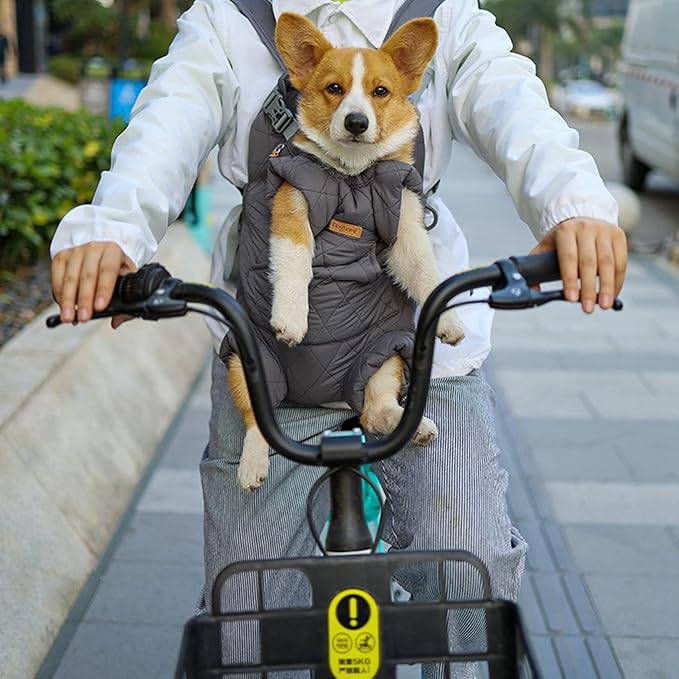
[
  {"xmin": 271, "ymin": 312, "xmax": 307, "ymax": 347},
  {"xmin": 412, "ymin": 416, "xmax": 438, "ymax": 446},
  {"xmin": 238, "ymin": 429, "xmax": 270, "ymax": 491},
  {"xmin": 436, "ymin": 309, "xmax": 465, "ymax": 346}
]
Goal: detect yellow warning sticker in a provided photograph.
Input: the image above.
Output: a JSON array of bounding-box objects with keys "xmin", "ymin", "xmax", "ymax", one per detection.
[{"xmin": 328, "ymin": 588, "xmax": 380, "ymax": 679}]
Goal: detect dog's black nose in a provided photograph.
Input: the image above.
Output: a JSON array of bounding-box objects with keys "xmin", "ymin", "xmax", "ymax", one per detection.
[{"xmin": 344, "ymin": 112, "xmax": 369, "ymax": 135}]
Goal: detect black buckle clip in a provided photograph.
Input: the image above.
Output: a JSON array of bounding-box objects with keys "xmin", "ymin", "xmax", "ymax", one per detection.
[{"xmin": 262, "ymin": 89, "xmax": 299, "ymax": 140}]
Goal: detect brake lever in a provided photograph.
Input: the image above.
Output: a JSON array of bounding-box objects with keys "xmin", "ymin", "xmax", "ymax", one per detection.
[
  {"xmin": 488, "ymin": 259, "xmax": 623, "ymax": 311},
  {"xmin": 45, "ymin": 278, "xmax": 189, "ymax": 328}
]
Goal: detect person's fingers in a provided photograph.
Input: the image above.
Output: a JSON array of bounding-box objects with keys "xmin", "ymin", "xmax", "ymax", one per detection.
[
  {"xmin": 77, "ymin": 245, "xmax": 105, "ymax": 322},
  {"xmin": 94, "ymin": 245, "xmax": 124, "ymax": 311},
  {"xmin": 553, "ymin": 225, "xmax": 579, "ymax": 303},
  {"xmin": 612, "ymin": 228, "xmax": 628, "ymax": 297},
  {"xmin": 576, "ymin": 228, "xmax": 598, "ymax": 313},
  {"xmin": 59, "ymin": 248, "xmax": 86, "ymax": 323},
  {"xmin": 51, "ymin": 251, "xmax": 67, "ymax": 305},
  {"xmin": 595, "ymin": 235, "xmax": 615, "ymax": 310}
]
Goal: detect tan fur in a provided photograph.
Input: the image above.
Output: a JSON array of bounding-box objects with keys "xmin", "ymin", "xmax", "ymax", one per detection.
[
  {"xmin": 227, "ymin": 354, "xmax": 256, "ymax": 430},
  {"xmin": 228, "ymin": 13, "xmax": 463, "ymax": 490},
  {"xmin": 360, "ymin": 355, "xmax": 438, "ymax": 446},
  {"xmin": 228, "ymin": 354, "xmax": 270, "ymax": 490},
  {"xmin": 271, "ymin": 181, "xmax": 314, "ymax": 247}
]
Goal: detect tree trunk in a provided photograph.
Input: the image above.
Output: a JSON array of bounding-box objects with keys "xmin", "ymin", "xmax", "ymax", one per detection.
[
  {"xmin": 160, "ymin": 0, "xmax": 176, "ymax": 31},
  {"xmin": 539, "ymin": 27, "xmax": 555, "ymax": 84}
]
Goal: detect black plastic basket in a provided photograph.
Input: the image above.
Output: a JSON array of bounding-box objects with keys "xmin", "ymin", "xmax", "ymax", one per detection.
[{"xmin": 175, "ymin": 550, "xmax": 541, "ymax": 679}]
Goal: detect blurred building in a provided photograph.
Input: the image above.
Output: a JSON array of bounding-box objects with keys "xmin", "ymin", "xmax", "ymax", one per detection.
[
  {"xmin": 0, "ymin": 0, "xmax": 18, "ymax": 77},
  {"xmin": 4, "ymin": 0, "xmax": 47, "ymax": 74},
  {"xmin": 590, "ymin": 0, "xmax": 629, "ymax": 17},
  {"xmin": 590, "ymin": 0, "xmax": 629, "ymax": 26}
]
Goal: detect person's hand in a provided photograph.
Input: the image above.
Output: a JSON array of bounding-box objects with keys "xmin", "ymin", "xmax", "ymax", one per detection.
[
  {"xmin": 51, "ymin": 242, "xmax": 137, "ymax": 328},
  {"xmin": 529, "ymin": 218, "xmax": 627, "ymax": 313}
]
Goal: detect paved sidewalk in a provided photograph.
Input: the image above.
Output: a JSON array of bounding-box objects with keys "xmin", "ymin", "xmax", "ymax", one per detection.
[
  {"xmin": 0, "ymin": 74, "xmax": 36, "ymax": 100},
  {"xmin": 0, "ymin": 72, "xmax": 80, "ymax": 110},
  {"xmin": 39, "ymin": 146, "xmax": 679, "ymax": 679}
]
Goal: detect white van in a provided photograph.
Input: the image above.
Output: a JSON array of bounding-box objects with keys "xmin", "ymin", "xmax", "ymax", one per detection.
[{"xmin": 618, "ymin": 0, "xmax": 679, "ymax": 190}]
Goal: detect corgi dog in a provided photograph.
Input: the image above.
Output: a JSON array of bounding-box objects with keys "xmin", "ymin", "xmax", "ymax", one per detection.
[{"xmin": 227, "ymin": 12, "xmax": 465, "ymax": 490}]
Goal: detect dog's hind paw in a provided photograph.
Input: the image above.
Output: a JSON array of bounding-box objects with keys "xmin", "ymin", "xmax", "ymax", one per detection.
[
  {"xmin": 412, "ymin": 416, "xmax": 438, "ymax": 446},
  {"xmin": 237, "ymin": 429, "xmax": 270, "ymax": 491},
  {"xmin": 436, "ymin": 309, "xmax": 465, "ymax": 346}
]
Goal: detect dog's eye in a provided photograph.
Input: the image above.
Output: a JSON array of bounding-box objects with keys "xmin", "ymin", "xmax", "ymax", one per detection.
[
  {"xmin": 326, "ymin": 83, "xmax": 343, "ymax": 95},
  {"xmin": 373, "ymin": 86, "xmax": 389, "ymax": 97}
]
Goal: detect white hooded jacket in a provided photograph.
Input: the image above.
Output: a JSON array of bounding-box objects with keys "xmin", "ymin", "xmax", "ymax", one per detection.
[{"xmin": 50, "ymin": 0, "xmax": 619, "ymax": 377}]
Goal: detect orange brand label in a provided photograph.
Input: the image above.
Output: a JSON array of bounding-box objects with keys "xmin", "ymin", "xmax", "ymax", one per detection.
[{"xmin": 329, "ymin": 219, "xmax": 363, "ymax": 239}]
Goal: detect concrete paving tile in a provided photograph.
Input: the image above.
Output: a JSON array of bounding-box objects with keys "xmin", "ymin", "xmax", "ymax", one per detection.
[
  {"xmin": 527, "ymin": 445, "xmax": 633, "ymax": 483},
  {"xmin": 485, "ymin": 350, "xmax": 563, "ymax": 371},
  {"xmin": 490, "ymin": 330, "xmax": 618, "ymax": 354},
  {"xmin": 586, "ymin": 637, "xmax": 624, "ymax": 679},
  {"xmin": 641, "ymin": 371, "xmax": 679, "ymax": 398},
  {"xmin": 493, "ymin": 368, "xmax": 661, "ymax": 420},
  {"xmin": 532, "ymin": 574, "xmax": 580, "ymax": 635},
  {"xmin": 114, "ymin": 512, "xmax": 204, "ymax": 564},
  {"xmin": 553, "ymin": 635, "xmax": 598, "ymax": 679},
  {"xmin": 492, "ymin": 348, "xmax": 678, "ymax": 373},
  {"xmin": 506, "ymin": 474, "xmax": 536, "ymax": 521},
  {"xmin": 610, "ymin": 636, "xmax": 679, "ymax": 679},
  {"xmin": 588, "ymin": 389, "xmax": 679, "ymax": 421},
  {"xmin": 514, "ymin": 419, "xmax": 677, "ymax": 457},
  {"xmin": 159, "ymin": 422, "xmax": 210, "ymax": 470},
  {"xmin": 514, "ymin": 519, "xmax": 556, "ymax": 573},
  {"xmin": 562, "ymin": 574, "xmax": 602, "ymax": 634},
  {"xmin": 558, "ymin": 351, "xmax": 679, "ymax": 371},
  {"xmin": 160, "ymin": 434, "xmax": 207, "ymax": 469},
  {"xmin": 52, "ymin": 622, "xmax": 183, "ymax": 679},
  {"xmin": 585, "ymin": 574, "xmax": 679, "ymax": 637},
  {"xmin": 84, "ymin": 560, "xmax": 204, "ymax": 625},
  {"xmin": 543, "ymin": 523, "xmax": 577, "ymax": 574},
  {"xmin": 508, "ymin": 392, "xmax": 595, "ymax": 420},
  {"xmin": 518, "ymin": 575, "xmax": 548, "ymax": 635},
  {"xmin": 137, "ymin": 469, "xmax": 203, "ymax": 515},
  {"xmin": 527, "ymin": 635, "xmax": 563, "ymax": 679},
  {"xmin": 544, "ymin": 481, "xmax": 679, "ymax": 525},
  {"xmin": 562, "ymin": 524, "xmax": 679, "ymax": 574}
]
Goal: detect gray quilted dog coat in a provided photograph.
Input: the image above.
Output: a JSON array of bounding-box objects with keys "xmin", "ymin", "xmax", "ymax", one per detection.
[{"xmin": 221, "ymin": 144, "xmax": 422, "ymax": 412}]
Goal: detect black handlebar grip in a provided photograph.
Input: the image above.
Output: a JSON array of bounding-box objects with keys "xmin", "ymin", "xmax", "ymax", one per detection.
[
  {"xmin": 510, "ymin": 252, "xmax": 561, "ymax": 286},
  {"xmin": 113, "ymin": 263, "xmax": 172, "ymax": 305}
]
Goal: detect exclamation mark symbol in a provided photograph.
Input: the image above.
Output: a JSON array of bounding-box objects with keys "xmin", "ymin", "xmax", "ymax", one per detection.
[{"xmin": 349, "ymin": 597, "xmax": 359, "ymax": 627}]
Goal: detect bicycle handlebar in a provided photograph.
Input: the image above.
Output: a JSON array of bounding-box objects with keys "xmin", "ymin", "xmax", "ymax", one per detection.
[{"xmin": 46, "ymin": 252, "xmax": 621, "ymax": 466}]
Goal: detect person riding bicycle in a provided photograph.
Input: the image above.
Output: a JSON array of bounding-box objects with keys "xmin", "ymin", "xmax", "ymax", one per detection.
[{"xmin": 50, "ymin": 2, "xmax": 627, "ymax": 677}]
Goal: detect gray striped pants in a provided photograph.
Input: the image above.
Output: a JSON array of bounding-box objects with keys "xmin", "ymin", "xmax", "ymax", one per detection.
[{"xmin": 200, "ymin": 356, "xmax": 528, "ymax": 678}]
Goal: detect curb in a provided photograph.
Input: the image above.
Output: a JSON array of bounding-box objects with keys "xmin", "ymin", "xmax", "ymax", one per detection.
[{"xmin": 0, "ymin": 225, "xmax": 211, "ymax": 679}]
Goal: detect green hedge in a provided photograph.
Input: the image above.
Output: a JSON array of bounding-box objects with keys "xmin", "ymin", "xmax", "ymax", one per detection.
[
  {"xmin": 0, "ymin": 99, "xmax": 125, "ymax": 269},
  {"xmin": 48, "ymin": 54, "xmax": 83, "ymax": 85}
]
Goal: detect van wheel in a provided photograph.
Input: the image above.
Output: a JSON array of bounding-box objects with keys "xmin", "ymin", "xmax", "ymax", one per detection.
[{"xmin": 619, "ymin": 118, "xmax": 649, "ymax": 192}]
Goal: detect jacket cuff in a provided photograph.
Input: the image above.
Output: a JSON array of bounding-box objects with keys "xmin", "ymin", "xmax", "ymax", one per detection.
[
  {"xmin": 539, "ymin": 197, "xmax": 620, "ymax": 237},
  {"xmin": 50, "ymin": 205, "xmax": 157, "ymax": 267}
]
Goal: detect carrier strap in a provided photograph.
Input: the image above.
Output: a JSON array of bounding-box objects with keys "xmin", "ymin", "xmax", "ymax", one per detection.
[
  {"xmin": 230, "ymin": 0, "xmax": 286, "ymax": 72},
  {"xmin": 385, "ymin": 0, "xmax": 444, "ymax": 39},
  {"xmin": 231, "ymin": 0, "xmax": 445, "ymax": 69}
]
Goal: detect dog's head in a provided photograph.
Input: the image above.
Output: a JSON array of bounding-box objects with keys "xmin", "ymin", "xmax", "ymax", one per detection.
[{"xmin": 275, "ymin": 13, "xmax": 438, "ymax": 174}]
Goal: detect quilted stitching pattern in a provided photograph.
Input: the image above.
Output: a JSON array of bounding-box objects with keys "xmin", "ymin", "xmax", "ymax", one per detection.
[{"xmin": 227, "ymin": 123, "xmax": 421, "ymax": 411}]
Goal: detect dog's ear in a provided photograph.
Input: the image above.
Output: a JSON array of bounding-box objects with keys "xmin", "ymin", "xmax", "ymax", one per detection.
[
  {"xmin": 275, "ymin": 13, "xmax": 334, "ymax": 90},
  {"xmin": 381, "ymin": 18, "xmax": 438, "ymax": 95}
]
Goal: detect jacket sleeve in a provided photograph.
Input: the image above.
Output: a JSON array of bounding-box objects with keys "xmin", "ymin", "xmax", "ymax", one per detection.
[
  {"xmin": 439, "ymin": 0, "xmax": 619, "ymax": 238},
  {"xmin": 50, "ymin": 0, "xmax": 239, "ymax": 266}
]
